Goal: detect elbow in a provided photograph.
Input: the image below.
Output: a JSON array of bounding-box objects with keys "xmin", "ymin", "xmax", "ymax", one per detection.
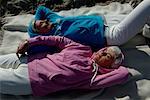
[{"xmin": 117, "ymin": 66, "xmax": 129, "ymax": 83}]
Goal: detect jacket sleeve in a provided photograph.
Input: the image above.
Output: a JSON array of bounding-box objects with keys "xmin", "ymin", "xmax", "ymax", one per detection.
[
  {"xmin": 34, "ymin": 6, "xmax": 62, "ymax": 20},
  {"xmin": 27, "ymin": 36, "xmax": 74, "ymax": 50},
  {"xmin": 91, "ymin": 66, "xmax": 129, "ymax": 89},
  {"xmin": 27, "ymin": 6, "xmax": 63, "ymax": 38}
]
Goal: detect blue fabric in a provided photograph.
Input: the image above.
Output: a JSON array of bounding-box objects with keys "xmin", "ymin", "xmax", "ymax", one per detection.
[{"xmin": 28, "ymin": 6, "xmax": 105, "ymax": 53}]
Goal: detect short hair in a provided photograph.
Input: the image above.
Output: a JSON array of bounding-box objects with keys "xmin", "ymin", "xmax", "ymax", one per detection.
[{"xmin": 31, "ymin": 19, "xmax": 39, "ymax": 32}]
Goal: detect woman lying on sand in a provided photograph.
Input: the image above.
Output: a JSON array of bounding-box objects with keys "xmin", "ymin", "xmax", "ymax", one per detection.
[{"xmin": 28, "ymin": 0, "xmax": 150, "ymax": 53}]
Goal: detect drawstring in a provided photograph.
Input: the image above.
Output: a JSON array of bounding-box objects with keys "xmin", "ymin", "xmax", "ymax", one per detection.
[{"xmin": 90, "ymin": 61, "xmax": 99, "ymax": 86}]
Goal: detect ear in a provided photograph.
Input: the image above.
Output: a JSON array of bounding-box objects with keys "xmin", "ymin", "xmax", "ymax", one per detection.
[{"xmin": 111, "ymin": 53, "xmax": 124, "ymax": 69}]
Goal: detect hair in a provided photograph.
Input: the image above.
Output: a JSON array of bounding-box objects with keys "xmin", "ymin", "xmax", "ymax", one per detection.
[
  {"xmin": 109, "ymin": 46, "xmax": 124, "ymax": 69},
  {"xmin": 31, "ymin": 19, "xmax": 39, "ymax": 32}
]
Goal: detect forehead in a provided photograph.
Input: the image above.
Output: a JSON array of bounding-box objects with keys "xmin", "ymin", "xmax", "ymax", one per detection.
[
  {"xmin": 107, "ymin": 47, "xmax": 114, "ymax": 53},
  {"xmin": 34, "ymin": 20, "xmax": 45, "ymax": 24},
  {"xmin": 98, "ymin": 47, "xmax": 116, "ymax": 56},
  {"xmin": 98, "ymin": 47, "xmax": 114, "ymax": 52}
]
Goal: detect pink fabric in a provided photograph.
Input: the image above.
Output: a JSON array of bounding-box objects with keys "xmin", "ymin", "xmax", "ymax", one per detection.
[
  {"xmin": 99, "ymin": 66, "xmax": 115, "ymax": 74},
  {"xmin": 27, "ymin": 36, "xmax": 129, "ymax": 96}
]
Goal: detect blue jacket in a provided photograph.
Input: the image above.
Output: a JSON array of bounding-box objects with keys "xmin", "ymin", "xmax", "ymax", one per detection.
[{"xmin": 28, "ymin": 6, "xmax": 106, "ymax": 53}]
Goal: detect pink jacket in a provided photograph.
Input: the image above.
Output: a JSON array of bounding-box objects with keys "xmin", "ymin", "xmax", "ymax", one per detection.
[{"xmin": 27, "ymin": 36, "xmax": 129, "ymax": 96}]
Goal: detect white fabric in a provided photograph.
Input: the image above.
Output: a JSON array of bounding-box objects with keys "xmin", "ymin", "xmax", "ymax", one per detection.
[
  {"xmin": 106, "ymin": 0, "xmax": 150, "ymax": 45},
  {"xmin": 0, "ymin": 2, "xmax": 150, "ymax": 100},
  {"xmin": 143, "ymin": 24, "xmax": 150, "ymax": 38},
  {"xmin": 0, "ymin": 54, "xmax": 32, "ymax": 95}
]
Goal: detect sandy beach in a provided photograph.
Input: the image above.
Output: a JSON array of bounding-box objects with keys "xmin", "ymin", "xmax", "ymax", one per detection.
[
  {"xmin": 0, "ymin": 0, "xmax": 143, "ymax": 28},
  {"xmin": 0, "ymin": 0, "xmax": 142, "ymax": 16}
]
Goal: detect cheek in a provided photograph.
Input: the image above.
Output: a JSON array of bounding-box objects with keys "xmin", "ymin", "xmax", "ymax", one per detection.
[
  {"xmin": 92, "ymin": 53, "xmax": 99, "ymax": 60},
  {"xmin": 38, "ymin": 27, "xmax": 50, "ymax": 33},
  {"xmin": 97, "ymin": 57, "xmax": 114, "ymax": 67}
]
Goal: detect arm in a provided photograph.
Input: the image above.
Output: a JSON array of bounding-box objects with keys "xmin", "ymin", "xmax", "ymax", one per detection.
[
  {"xmin": 28, "ymin": 6, "xmax": 63, "ymax": 37},
  {"xmin": 28, "ymin": 36, "xmax": 73, "ymax": 50},
  {"xmin": 34, "ymin": 5, "xmax": 62, "ymax": 20},
  {"xmin": 91, "ymin": 66, "xmax": 129, "ymax": 89},
  {"xmin": 16, "ymin": 36, "xmax": 75, "ymax": 55}
]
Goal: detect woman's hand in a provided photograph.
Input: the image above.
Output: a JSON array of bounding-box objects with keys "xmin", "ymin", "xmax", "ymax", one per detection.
[{"xmin": 16, "ymin": 40, "xmax": 28, "ymax": 57}]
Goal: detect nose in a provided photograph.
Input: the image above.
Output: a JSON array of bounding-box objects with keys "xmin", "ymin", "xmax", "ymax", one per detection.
[
  {"xmin": 41, "ymin": 22, "xmax": 47, "ymax": 28},
  {"xmin": 44, "ymin": 20, "xmax": 49, "ymax": 24}
]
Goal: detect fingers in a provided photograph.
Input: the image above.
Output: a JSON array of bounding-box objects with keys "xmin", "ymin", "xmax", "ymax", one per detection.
[
  {"xmin": 16, "ymin": 45, "xmax": 22, "ymax": 58},
  {"xmin": 16, "ymin": 52, "xmax": 20, "ymax": 58},
  {"xmin": 16, "ymin": 40, "xmax": 28, "ymax": 57}
]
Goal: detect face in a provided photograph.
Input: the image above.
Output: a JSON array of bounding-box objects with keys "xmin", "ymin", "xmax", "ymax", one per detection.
[
  {"xmin": 34, "ymin": 20, "xmax": 54, "ymax": 33},
  {"xmin": 92, "ymin": 47, "xmax": 117, "ymax": 69}
]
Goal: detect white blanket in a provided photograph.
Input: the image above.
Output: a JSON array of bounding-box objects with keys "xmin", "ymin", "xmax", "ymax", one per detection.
[{"xmin": 0, "ymin": 2, "xmax": 150, "ymax": 100}]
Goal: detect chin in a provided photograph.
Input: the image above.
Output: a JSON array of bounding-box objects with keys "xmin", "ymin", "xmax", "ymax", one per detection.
[
  {"xmin": 38, "ymin": 31, "xmax": 49, "ymax": 34},
  {"xmin": 98, "ymin": 61, "xmax": 111, "ymax": 68}
]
